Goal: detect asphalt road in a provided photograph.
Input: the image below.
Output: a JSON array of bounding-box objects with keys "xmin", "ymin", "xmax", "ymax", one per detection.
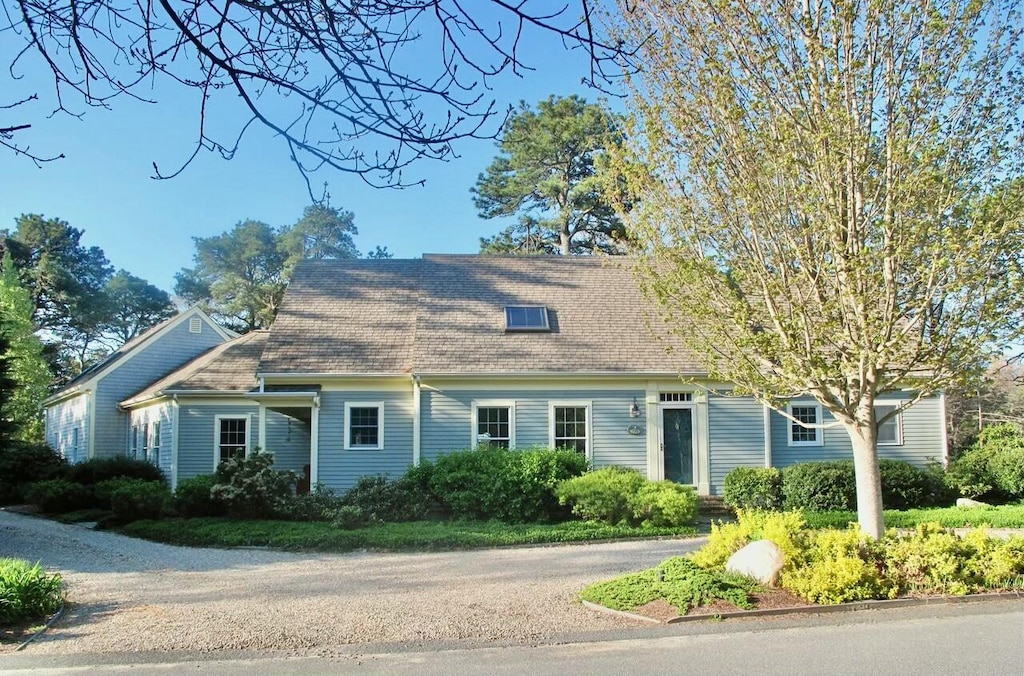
[{"xmin": 1, "ymin": 599, "xmax": 1021, "ymax": 675}]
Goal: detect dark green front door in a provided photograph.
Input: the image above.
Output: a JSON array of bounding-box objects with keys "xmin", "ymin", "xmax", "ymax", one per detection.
[{"xmin": 662, "ymin": 408, "xmax": 694, "ymax": 484}]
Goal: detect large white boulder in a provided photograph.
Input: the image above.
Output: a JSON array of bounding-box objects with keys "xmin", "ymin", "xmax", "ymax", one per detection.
[
  {"xmin": 726, "ymin": 539, "xmax": 785, "ymax": 587},
  {"xmin": 956, "ymin": 497, "xmax": 990, "ymax": 508}
]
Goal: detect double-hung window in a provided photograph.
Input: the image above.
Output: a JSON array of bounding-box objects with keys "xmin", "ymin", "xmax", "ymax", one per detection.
[
  {"xmin": 875, "ymin": 403, "xmax": 903, "ymax": 446},
  {"xmin": 141, "ymin": 422, "xmax": 149, "ymax": 463},
  {"xmin": 215, "ymin": 416, "xmax": 248, "ymax": 466},
  {"xmin": 345, "ymin": 402, "xmax": 383, "ymax": 450},
  {"xmin": 550, "ymin": 402, "xmax": 591, "ymax": 457},
  {"xmin": 787, "ymin": 403, "xmax": 823, "ymax": 447},
  {"xmin": 472, "ymin": 402, "xmax": 514, "ymax": 449},
  {"xmin": 129, "ymin": 425, "xmax": 139, "ymax": 459},
  {"xmin": 150, "ymin": 421, "xmax": 161, "ymax": 464}
]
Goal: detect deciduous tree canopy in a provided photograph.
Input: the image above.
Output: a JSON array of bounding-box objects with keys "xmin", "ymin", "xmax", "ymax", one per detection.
[
  {"xmin": 3, "ymin": 1, "xmax": 632, "ymax": 187},
  {"xmin": 612, "ymin": 0, "xmax": 1024, "ymax": 538}
]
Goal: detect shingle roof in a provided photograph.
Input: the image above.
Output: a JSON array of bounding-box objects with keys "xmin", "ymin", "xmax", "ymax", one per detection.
[
  {"xmin": 257, "ymin": 255, "xmax": 701, "ymax": 375},
  {"xmin": 120, "ymin": 331, "xmax": 268, "ymax": 406}
]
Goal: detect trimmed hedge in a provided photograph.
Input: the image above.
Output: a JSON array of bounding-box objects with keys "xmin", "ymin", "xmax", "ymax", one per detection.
[
  {"xmin": 66, "ymin": 456, "xmax": 165, "ymax": 486},
  {"xmin": 782, "ymin": 461, "xmax": 857, "ymax": 511},
  {"xmin": 174, "ymin": 474, "xmax": 227, "ymax": 518},
  {"xmin": 23, "ymin": 479, "xmax": 93, "ymax": 514},
  {"xmin": 556, "ymin": 466, "xmax": 646, "ymax": 525},
  {"xmin": 723, "ymin": 467, "xmax": 783, "ymax": 511},
  {"xmin": 428, "ymin": 447, "xmax": 589, "ymax": 523}
]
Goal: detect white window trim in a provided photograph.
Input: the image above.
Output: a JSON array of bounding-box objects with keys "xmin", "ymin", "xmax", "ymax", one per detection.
[
  {"xmin": 787, "ymin": 402, "xmax": 824, "ymax": 447},
  {"xmin": 344, "ymin": 402, "xmax": 384, "ymax": 451},
  {"xmin": 548, "ymin": 400, "xmax": 593, "ymax": 460},
  {"xmin": 471, "ymin": 400, "xmax": 517, "ymax": 449},
  {"xmin": 213, "ymin": 414, "xmax": 251, "ymax": 469},
  {"xmin": 875, "ymin": 402, "xmax": 905, "ymax": 446}
]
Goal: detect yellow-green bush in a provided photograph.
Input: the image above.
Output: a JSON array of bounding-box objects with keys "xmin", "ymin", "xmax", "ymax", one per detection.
[
  {"xmin": 691, "ymin": 509, "xmax": 809, "ymax": 570},
  {"xmin": 782, "ymin": 527, "xmax": 896, "ymax": 604}
]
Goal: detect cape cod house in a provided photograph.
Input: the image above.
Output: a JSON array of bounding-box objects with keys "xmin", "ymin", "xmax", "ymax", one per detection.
[{"xmin": 43, "ymin": 255, "xmax": 948, "ymax": 493}]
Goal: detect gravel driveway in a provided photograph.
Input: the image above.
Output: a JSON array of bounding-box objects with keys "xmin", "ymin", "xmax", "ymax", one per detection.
[{"xmin": 0, "ymin": 511, "xmax": 704, "ymax": 655}]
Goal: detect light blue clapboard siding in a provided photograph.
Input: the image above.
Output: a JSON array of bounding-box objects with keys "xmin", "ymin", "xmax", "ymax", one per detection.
[
  {"xmin": 316, "ymin": 391, "xmax": 414, "ymax": 491},
  {"xmin": 264, "ymin": 412, "xmax": 312, "ymax": 475},
  {"xmin": 707, "ymin": 395, "xmax": 767, "ymax": 494},
  {"xmin": 177, "ymin": 404, "xmax": 258, "ymax": 480},
  {"xmin": 771, "ymin": 396, "xmax": 945, "ymax": 468},
  {"xmin": 46, "ymin": 394, "xmax": 90, "ymax": 464},
  {"xmin": 91, "ymin": 316, "xmax": 226, "ymax": 458},
  {"xmin": 127, "ymin": 403, "xmax": 174, "ymax": 478},
  {"xmin": 419, "ymin": 389, "xmax": 648, "ymax": 472}
]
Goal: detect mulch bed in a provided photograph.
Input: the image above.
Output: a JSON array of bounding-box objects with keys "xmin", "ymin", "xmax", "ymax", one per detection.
[{"xmin": 632, "ymin": 588, "xmax": 815, "ymax": 622}]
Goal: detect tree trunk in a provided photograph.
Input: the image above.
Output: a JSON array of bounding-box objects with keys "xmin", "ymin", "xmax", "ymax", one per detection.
[
  {"xmin": 845, "ymin": 422, "xmax": 885, "ymax": 539},
  {"xmin": 559, "ymin": 228, "xmax": 571, "ymax": 255}
]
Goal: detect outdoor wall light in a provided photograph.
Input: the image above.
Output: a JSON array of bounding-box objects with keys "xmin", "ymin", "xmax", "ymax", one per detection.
[{"xmin": 630, "ymin": 397, "xmax": 641, "ymax": 418}]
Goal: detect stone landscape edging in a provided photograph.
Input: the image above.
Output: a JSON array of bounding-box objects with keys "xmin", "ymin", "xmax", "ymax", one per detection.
[{"xmin": 583, "ymin": 590, "xmax": 1023, "ymax": 625}]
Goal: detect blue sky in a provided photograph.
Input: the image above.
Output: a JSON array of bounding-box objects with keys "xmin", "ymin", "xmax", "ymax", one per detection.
[{"xmin": 0, "ymin": 22, "xmax": 609, "ymax": 295}]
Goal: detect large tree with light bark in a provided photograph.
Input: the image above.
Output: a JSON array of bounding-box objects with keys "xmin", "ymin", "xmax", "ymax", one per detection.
[{"xmin": 610, "ymin": 0, "xmax": 1024, "ymax": 538}]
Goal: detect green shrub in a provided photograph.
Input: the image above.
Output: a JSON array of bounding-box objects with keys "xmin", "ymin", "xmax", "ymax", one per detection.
[
  {"xmin": 340, "ymin": 474, "xmax": 437, "ymax": 523},
  {"xmin": 23, "ymin": 479, "xmax": 92, "ymax": 514},
  {"xmin": 629, "ymin": 481, "xmax": 699, "ymax": 527},
  {"xmin": 691, "ymin": 509, "xmax": 809, "ymax": 570},
  {"xmin": 580, "ymin": 556, "xmax": 756, "ymax": 614},
  {"xmin": 67, "ymin": 456, "xmax": 165, "ymax": 486},
  {"xmin": 211, "ymin": 451, "xmax": 297, "ymax": 519},
  {"xmin": 428, "ymin": 447, "xmax": 588, "ymax": 523},
  {"xmin": 332, "ymin": 505, "xmax": 370, "ymax": 530},
  {"xmin": 278, "ymin": 484, "xmax": 345, "ymax": 521},
  {"xmin": 556, "ymin": 466, "xmax": 646, "ymax": 525},
  {"xmin": 174, "ymin": 474, "xmax": 226, "ymax": 518},
  {"xmin": 945, "ymin": 424, "xmax": 1024, "ymax": 502},
  {"xmin": 105, "ymin": 479, "xmax": 171, "ymax": 524},
  {"xmin": 782, "ymin": 527, "xmax": 895, "ymax": 604},
  {"xmin": 0, "ymin": 442, "xmax": 68, "ymax": 505},
  {"xmin": 723, "ymin": 467, "xmax": 783, "ymax": 511},
  {"xmin": 879, "ymin": 459, "xmax": 952, "ymax": 510},
  {"xmin": 0, "ymin": 558, "xmax": 64, "ymax": 626},
  {"xmin": 782, "ymin": 461, "xmax": 856, "ymax": 511}
]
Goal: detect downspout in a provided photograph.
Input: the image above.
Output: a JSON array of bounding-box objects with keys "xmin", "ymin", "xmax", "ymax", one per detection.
[
  {"xmin": 310, "ymin": 393, "xmax": 320, "ymax": 485},
  {"xmin": 412, "ymin": 374, "xmax": 422, "ymax": 467}
]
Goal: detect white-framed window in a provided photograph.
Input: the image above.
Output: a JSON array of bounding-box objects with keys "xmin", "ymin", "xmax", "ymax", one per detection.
[
  {"xmin": 70, "ymin": 428, "xmax": 79, "ymax": 463},
  {"xmin": 549, "ymin": 401, "xmax": 591, "ymax": 457},
  {"xmin": 214, "ymin": 415, "xmax": 249, "ymax": 467},
  {"xmin": 129, "ymin": 424, "xmax": 139, "ymax": 459},
  {"xmin": 141, "ymin": 422, "xmax": 149, "ymax": 462},
  {"xmin": 345, "ymin": 402, "xmax": 384, "ymax": 450},
  {"xmin": 472, "ymin": 401, "xmax": 515, "ymax": 449},
  {"xmin": 150, "ymin": 421, "xmax": 161, "ymax": 464},
  {"xmin": 875, "ymin": 403, "xmax": 904, "ymax": 446},
  {"xmin": 787, "ymin": 403, "xmax": 824, "ymax": 447}
]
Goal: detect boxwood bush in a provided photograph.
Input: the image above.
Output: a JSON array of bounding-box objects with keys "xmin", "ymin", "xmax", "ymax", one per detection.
[
  {"xmin": 723, "ymin": 467, "xmax": 783, "ymax": 511},
  {"xmin": 23, "ymin": 479, "xmax": 93, "ymax": 514},
  {"xmin": 98, "ymin": 478, "xmax": 172, "ymax": 524},
  {"xmin": 339, "ymin": 474, "xmax": 437, "ymax": 523},
  {"xmin": 782, "ymin": 461, "xmax": 857, "ymax": 511},
  {"xmin": 66, "ymin": 456, "xmax": 165, "ymax": 486},
  {"xmin": 629, "ymin": 481, "xmax": 699, "ymax": 527},
  {"xmin": 174, "ymin": 474, "xmax": 227, "ymax": 518},
  {"xmin": 556, "ymin": 466, "xmax": 646, "ymax": 525}
]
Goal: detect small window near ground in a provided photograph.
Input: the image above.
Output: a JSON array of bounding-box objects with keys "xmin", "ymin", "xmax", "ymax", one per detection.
[
  {"xmin": 552, "ymin": 405, "xmax": 589, "ymax": 455},
  {"xmin": 217, "ymin": 417, "xmax": 248, "ymax": 464},
  {"xmin": 504, "ymin": 306, "xmax": 550, "ymax": 332},
  {"xmin": 788, "ymin": 404, "xmax": 823, "ymax": 446},
  {"xmin": 345, "ymin": 403, "xmax": 383, "ymax": 450},
  {"xmin": 875, "ymin": 404, "xmax": 903, "ymax": 446},
  {"xmin": 475, "ymin": 406, "xmax": 511, "ymax": 449}
]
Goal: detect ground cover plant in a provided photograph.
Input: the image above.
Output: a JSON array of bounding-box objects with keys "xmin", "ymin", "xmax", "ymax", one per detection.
[
  {"xmin": 117, "ymin": 518, "xmax": 697, "ymax": 552},
  {"xmin": 586, "ymin": 510, "xmax": 1024, "ymax": 619},
  {"xmin": 0, "ymin": 558, "xmax": 63, "ymax": 627},
  {"xmin": 804, "ymin": 504, "xmax": 1024, "ymax": 530}
]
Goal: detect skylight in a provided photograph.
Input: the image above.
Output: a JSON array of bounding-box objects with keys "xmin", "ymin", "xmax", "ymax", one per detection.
[{"xmin": 504, "ymin": 306, "xmax": 550, "ymax": 332}]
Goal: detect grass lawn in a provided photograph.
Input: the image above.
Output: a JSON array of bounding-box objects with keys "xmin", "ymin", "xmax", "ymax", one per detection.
[
  {"xmin": 117, "ymin": 518, "xmax": 699, "ymax": 552},
  {"xmin": 804, "ymin": 503, "xmax": 1024, "ymax": 529}
]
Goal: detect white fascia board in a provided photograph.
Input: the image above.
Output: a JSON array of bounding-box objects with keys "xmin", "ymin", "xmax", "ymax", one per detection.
[{"xmin": 42, "ymin": 387, "xmax": 87, "ymax": 407}]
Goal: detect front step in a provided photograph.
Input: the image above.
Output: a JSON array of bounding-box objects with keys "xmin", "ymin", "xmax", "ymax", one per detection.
[{"xmin": 697, "ymin": 496, "xmax": 734, "ymax": 517}]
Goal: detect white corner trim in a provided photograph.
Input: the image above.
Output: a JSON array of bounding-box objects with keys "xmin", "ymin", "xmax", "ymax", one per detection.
[
  {"xmin": 939, "ymin": 391, "xmax": 949, "ymax": 467},
  {"xmin": 762, "ymin": 401, "xmax": 772, "ymax": 468},
  {"xmin": 412, "ymin": 377, "xmax": 421, "ymax": 466}
]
